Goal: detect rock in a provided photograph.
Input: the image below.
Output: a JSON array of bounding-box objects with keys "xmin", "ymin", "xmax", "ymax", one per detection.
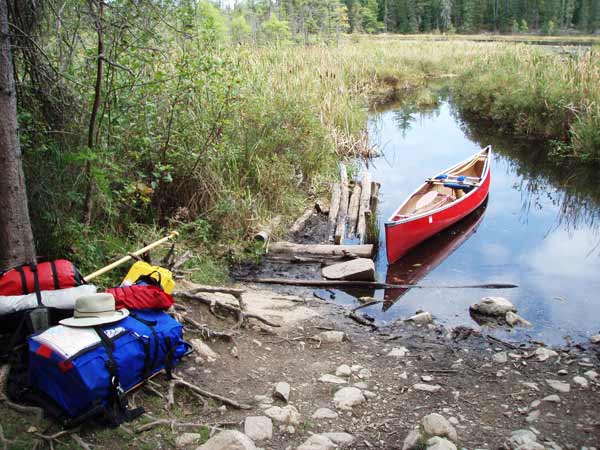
[
  {"xmin": 529, "ymin": 400, "xmax": 541, "ymax": 409},
  {"xmin": 493, "ymin": 352, "xmax": 508, "ymax": 364},
  {"xmin": 296, "ymin": 434, "xmax": 336, "ymax": 450},
  {"xmin": 263, "ymin": 405, "xmax": 301, "ymax": 425},
  {"xmin": 357, "ymin": 368, "xmax": 371, "ymax": 379},
  {"xmin": 573, "ymin": 375, "xmax": 589, "ymax": 389},
  {"xmin": 388, "ymin": 347, "xmax": 409, "ymax": 357},
  {"xmin": 535, "ymin": 347, "xmax": 558, "ymax": 362},
  {"xmin": 253, "ymin": 395, "xmax": 273, "ymax": 407},
  {"xmin": 335, "ymin": 364, "xmax": 352, "ymax": 377},
  {"xmin": 421, "ymin": 413, "xmax": 458, "ymax": 442},
  {"xmin": 314, "ymin": 331, "xmax": 345, "ymax": 343},
  {"xmin": 426, "ymin": 436, "xmax": 457, "ymax": 450},
  {"xmin": 557, "ymin": 369, "xmax": 568, "ymax": 375},
  {"xmin": 322, "ymin": 432, "xmax": 355, "ymax": 445},
  {"xmin": 421, "ymin": 375, "xmax": 434, "ymax": 382},
  {"xmin": 190, "ymin": 339, "xmax": 218, "ymax": 362},
  {"xmin": 176, "ymin": 433, "xmax": 202, "ymax": 448},
  {"xmin": 589, "ymin": 334, "xmax": 600, "ymax": 344},
  {"xmin": 353, "ymin": 382, "xmax": 369, "ymax": 389},
  {"xmin": 542, "ymin": 394, "xmax": 561, "ymax": 403},
  {"xmin": 312, "ymin": 408, "xmax": 338, "ymax": 420},
  {"xmin": 333, "ymin": 387, "xmax": 366, "ymax": 410},
  {"xmin": 244, "ymin": 416, "xmax": 273, "ymax": 441},
  {"xmin": 584, "ymin": 370, "xmax": 598, "ymax": 380},
  {"xmin": 196, "ymin": 430, "xmax": 256, "ymax": 450},
  {"xmin": 506, "ymin": 429, "xmax": 538, "ymax": 449},
  {"xmin": 322, "ymin": 258, "xmax": 375, "ymax": 281},
  {"xmin": 363, "ymin": 390, "xmax": 376, "ymax": 399},
  {"xmin": 448, "ymin": 417, "xmax": 459, "ymax": 426},
  {"xmin": 526, "ymin": 410, "xmax": 540, "ymax": 423},
  {"xmin": 273, "ymin": 382, "xmax": 291, "ymax": 402},
  {"xmin": 505, "ymin": 311, "xmax": 532, "ymax": 327},
  {"xmin": 520, "ymin": 382, "xmax": 539, "ymax": 391},
  {"xmin": 401, "ymin": 429, "xmax": 422, "ymax": 450},
  {"xmin": 413, "ymin": 383, "xmax": 442, "ymax": 393},
  {"xmin": 406, "ymin": 311, "xmax": 433, "ymax": 325},
  {"xmin": 319, "ymin": 374, "xmax": 348, "ymax": 384},
  {"xmin": 546, "ymin": 379, "xmax": 570, "ymax": 393},
  {"xmin": 470, "ymin": 297, "xmax": 516, "ymax": 316}
]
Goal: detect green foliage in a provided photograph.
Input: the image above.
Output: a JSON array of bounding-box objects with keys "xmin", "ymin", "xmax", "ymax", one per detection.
[
  {"xmin": 261, "ymin": 14, "xmax": 291, "ymax": 45},
  {"xmin": 542, "ymin": 20, "xmax": 557, "ymax": 35},
  {"xmin": 230, "ymin": 13, "xmax": 252, "ymax": 44},
  {"xmin": 519, "ymin": 19, "xmax": 529, "ymax": 33}
]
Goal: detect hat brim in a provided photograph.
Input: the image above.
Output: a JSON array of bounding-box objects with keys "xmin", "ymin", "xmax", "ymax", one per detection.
[{"xmin": 59, "ymin": 309, "xmax": 129, "ymax": 328}]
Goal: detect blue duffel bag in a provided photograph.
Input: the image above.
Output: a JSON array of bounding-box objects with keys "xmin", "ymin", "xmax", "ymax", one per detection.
[{"xmin": 28, "ymin": 309, "xmax": 190, "ymax": 424}]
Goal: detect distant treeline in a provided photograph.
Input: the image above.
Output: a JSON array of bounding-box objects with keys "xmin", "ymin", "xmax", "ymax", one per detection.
[{"xmin": 232, "ymin": 0, "xmax": 600, "ymax": 38}]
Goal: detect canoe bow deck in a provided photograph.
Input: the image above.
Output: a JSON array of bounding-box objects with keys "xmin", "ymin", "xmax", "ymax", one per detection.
[{"xmin": 385, "ymin": 146, "xmax": 491, "ymax": 264}]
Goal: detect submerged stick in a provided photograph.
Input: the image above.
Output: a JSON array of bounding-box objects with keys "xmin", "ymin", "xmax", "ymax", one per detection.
[{"xmin": 237, "ymin": 277, "xmax": 518, "ymax": 290}]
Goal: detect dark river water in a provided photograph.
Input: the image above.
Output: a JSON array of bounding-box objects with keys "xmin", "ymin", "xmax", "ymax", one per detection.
[{"xmin": 330, "ymin": 94, "xmax": 600, "ymax": 345}]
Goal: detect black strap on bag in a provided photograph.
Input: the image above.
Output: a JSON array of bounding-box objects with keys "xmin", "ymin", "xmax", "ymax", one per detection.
[
  {"xmin": 15, "ymin": 266, "xmax": 29, "ymax": 295},
  {"xmin": 135, "ymin": 270, "xmax": 162, "ymax": 288},
  {"xmin": 128, "ymin": 312, "xmax": 159, "ymax": 379},
  {"xmin": 93, "ymin": 327, "xmax": 144, "ymax": 427}
]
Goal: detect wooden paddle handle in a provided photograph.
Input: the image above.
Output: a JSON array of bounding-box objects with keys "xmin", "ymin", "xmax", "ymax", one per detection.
[{"xmin": 83, "ymin": 231, "xmax": 179, "ymax": 282}]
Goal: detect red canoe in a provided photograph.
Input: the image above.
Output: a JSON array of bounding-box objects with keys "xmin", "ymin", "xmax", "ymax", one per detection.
[{"xmin": 385, "ymin": 146, "xmax": 491, "ymax": 264}]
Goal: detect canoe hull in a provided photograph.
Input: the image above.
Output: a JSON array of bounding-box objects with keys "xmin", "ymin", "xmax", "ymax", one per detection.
[{"xmin": 384, "ymin": 150, "xmax": 491, "ymax": 264}]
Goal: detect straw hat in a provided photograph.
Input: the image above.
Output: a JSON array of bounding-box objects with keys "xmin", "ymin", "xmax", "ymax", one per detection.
[{"xmin": 60, "ymin": 293, "xmax": 129, "ymax": 328}]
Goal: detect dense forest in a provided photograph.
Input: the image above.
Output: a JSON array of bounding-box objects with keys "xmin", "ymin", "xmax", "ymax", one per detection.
[{"xmin": 230, "ymin": 0, "xmax": 600, "ymax": 39}]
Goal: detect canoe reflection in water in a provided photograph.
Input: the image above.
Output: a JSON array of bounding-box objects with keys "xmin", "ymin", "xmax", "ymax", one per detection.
[{"xmin": 383, "ymin": 199, "xmax": 488, "ymax": 311}]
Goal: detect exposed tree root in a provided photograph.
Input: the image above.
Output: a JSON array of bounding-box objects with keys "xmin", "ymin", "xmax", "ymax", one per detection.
[
  {"xmin": 165, "ymin": 376, "xmax": 251, "ymax": 411},
  {"xmin": 176, "ymin": 292, "xmax": 280, "ymax": 328},
  {"xmin": 135, "ymin": 418, "xmax": 239, "ymax": 433}
]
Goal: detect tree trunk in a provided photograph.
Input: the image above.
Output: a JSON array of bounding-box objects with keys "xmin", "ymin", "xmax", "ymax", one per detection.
[
  {"xmin": 334, "ymin": 163, "xmax": 349, "ymax": 245},
  {"xmin": 0, "ymin": 0, "xmax": 36, "ymax": 269}
]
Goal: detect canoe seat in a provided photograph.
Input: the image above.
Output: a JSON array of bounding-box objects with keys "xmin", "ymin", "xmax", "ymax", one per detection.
[{"xmin": 411, "ymin": 192, "xmax": 453, "ymax": 215}]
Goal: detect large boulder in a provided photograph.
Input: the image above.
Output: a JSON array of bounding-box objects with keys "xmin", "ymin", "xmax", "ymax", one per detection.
[
  {"xmin": 470, "ymin": 297, "xmax": 516, "ymax": 317},
  {"xmin": 195, "ymin": 430, "xmax": 256, "ymax": 450},
  {"xmin": 321, "ymin": 258, "xmax": 375, "ymax": 281}
]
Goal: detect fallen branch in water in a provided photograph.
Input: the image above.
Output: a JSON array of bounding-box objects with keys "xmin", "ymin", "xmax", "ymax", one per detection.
[{"xmin": 236, "ymin": 277, "xmax": 518, "ymax": 290}]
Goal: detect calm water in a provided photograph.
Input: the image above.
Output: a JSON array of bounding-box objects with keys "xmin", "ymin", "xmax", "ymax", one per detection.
[{"xmin": 335, "ymin": 96, "xmax": 600, "ymax": 345}]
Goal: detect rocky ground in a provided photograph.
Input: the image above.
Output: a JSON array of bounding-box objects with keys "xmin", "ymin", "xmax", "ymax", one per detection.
[{"xmin": 3, "ymin": 279, "xmax": 598, "ymax": 450}]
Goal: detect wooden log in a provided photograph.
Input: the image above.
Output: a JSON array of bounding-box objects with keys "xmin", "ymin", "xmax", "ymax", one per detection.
[
  {"xmin": 347, "ymin": 183, "xmax": 361, "ymax": 238},
  {"xmin": 334, "ymin": 164, "xmax": 349, "ymax": 245},
  {"xmin": 327, "ymin": 183, "xmax": 341, "ymax": 242},
  {"xmin": 356, "ymin": 172, "xmax": 372, "ymax": 243},
  {"xmin": 370, "ymin": 181, "xmax": 380, "ymax": 214},
  {"xmin": 290, "ymin": 207, "xmax": 314, "ymax": 235},
  {"xmin": 254, "ymin": 215, "xmax": 281, "ymax": 242},
  {"xmin": 268, "ymin": 241, "xmax": 374, "ymax": 259},
  {"xmin": 235, "ymin": 277, "xmax": 519, "ymax": 290}
]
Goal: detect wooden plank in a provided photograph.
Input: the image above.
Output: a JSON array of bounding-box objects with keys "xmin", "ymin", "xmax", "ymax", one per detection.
[
  {"xmin": 327, "ymin": 183, "xmax": 341, "ymax": 243},
  {"xmin": 268, "ymin": 241, "xmax": 373, "ymax": 258},
  {"xmin": 356, "ymin": 172, "xmax": 372, "ymax": 243},
  {"xmin": 370, "ymin": 181, "xmax": 380, "ymax": 214},
  {"xmin": 334, "ymin": 164, "xmax": 349, "ymax": 245},
  {"xmin": 290, "ymin": 207, "xmax": 314, "ymax": 235},
  {"xmin": 347, "ymin": 183, "xmax": 361, "ymax": 238}
]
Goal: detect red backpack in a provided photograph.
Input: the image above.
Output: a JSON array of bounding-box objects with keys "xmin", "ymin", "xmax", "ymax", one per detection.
[
  {"xmin": 0, "ymin": 260, "xmax": 83, "ymax": 297},
  {"xmin": 105, "ymin": 285, "xmax": 174, "ymax": 311}
]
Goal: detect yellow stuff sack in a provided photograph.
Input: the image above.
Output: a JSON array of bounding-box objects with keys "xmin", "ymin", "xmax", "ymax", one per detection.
[{"xmin": 122, "ymin": 261, "xmax": 175, "ymax": 294}]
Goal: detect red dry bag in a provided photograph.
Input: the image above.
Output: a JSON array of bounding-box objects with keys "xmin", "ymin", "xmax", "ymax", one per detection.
[
  {"xmin": 105, "ymin": 285, "xmax": 174, "ymax": 311},
  {"xmin": 0, "ymin": 260, "xmax": 83, "ymax": 297}
]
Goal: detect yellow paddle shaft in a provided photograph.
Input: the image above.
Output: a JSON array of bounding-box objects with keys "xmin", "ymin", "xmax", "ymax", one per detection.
[{"xmin": 83, "ymin": 231, "xmax": 179, "ymax": 282}]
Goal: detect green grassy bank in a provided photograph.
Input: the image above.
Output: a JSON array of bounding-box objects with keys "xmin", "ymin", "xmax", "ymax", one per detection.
[{"xmin": 19, "ymin": 32, "xmax": 599, "ymax": 280}]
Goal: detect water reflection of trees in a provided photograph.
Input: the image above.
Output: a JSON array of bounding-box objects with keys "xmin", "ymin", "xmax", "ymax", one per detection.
[{"xmin": 454, "ymin": 105, "xmax": 600, "ymax": 238}]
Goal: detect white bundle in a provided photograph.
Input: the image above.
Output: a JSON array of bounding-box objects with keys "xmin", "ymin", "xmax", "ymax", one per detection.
[{"xmin": 0, "ymin": 284, "xmax": 97, "ymax": 316}]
